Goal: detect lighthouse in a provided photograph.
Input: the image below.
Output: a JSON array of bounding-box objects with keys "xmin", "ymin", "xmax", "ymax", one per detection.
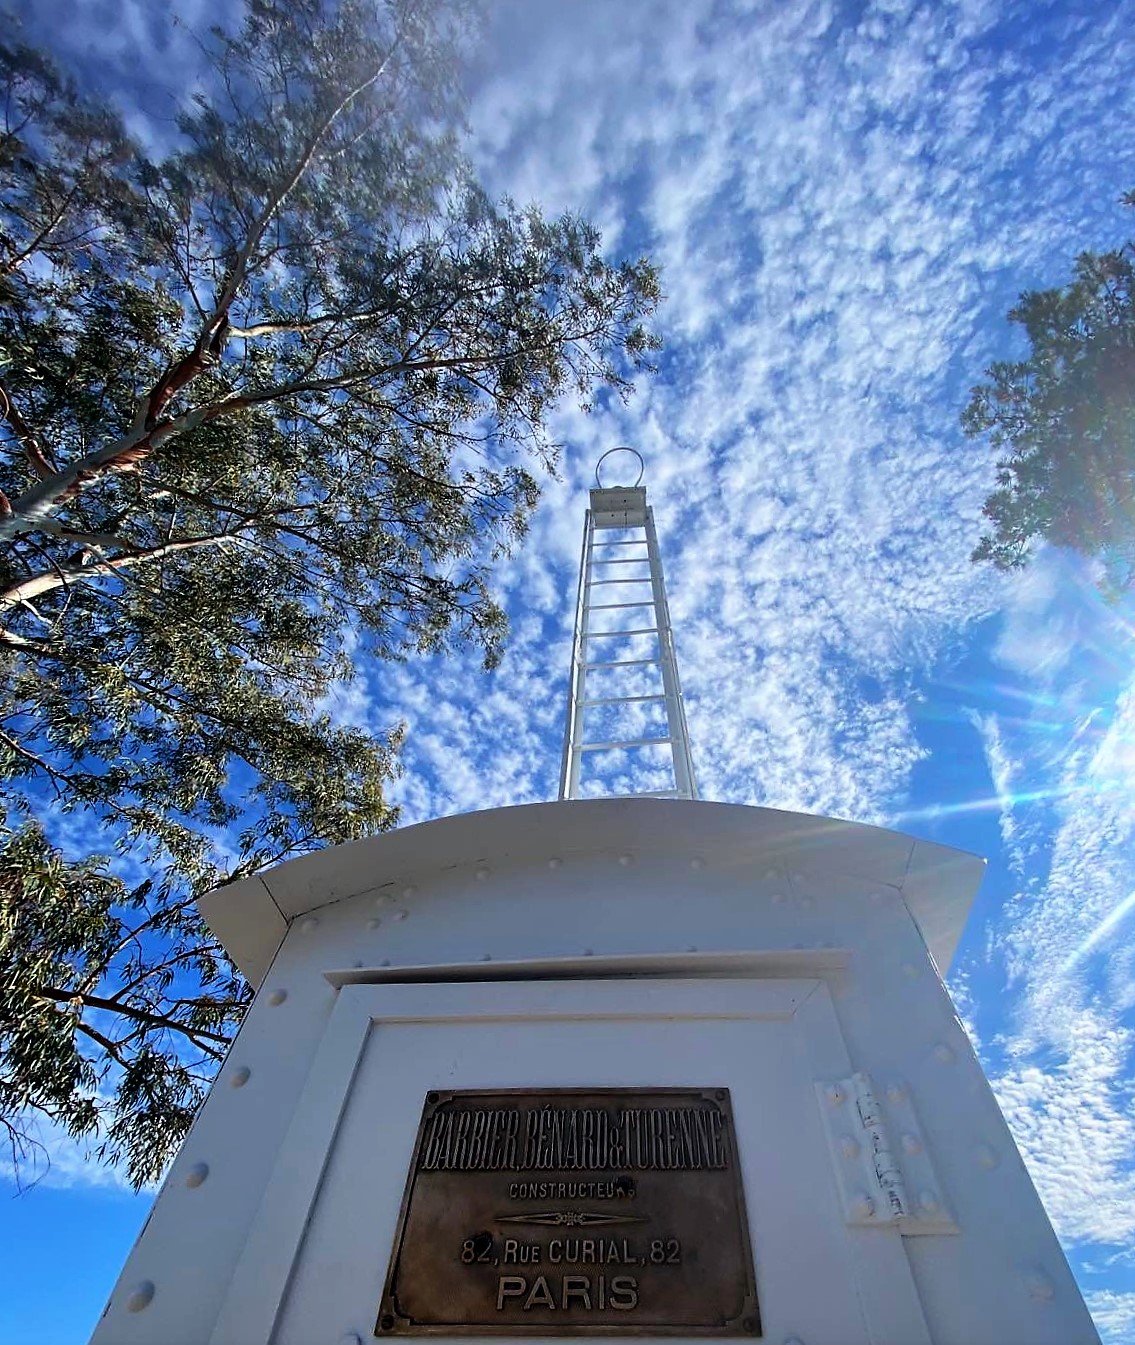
[{"xmin": 90, "ymin": 462, "xmax": 1100, "ymax": 1345}]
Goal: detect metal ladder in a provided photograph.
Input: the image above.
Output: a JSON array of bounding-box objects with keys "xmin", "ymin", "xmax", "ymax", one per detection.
[{"xmin": 559, "ymin": 472, "xmax": 698, "ymax": 801}]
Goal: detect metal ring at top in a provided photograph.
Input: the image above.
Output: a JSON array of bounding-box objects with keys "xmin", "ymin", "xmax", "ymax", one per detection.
[{"xmin": 594, "ymin": 446, "xmax": 645, "ymax": 489}]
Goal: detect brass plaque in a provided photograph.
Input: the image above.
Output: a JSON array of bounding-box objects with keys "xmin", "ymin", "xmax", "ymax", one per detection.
[{"xmin": 376, "ymin": 1088, "xmax": 760, "ymax": 1336}]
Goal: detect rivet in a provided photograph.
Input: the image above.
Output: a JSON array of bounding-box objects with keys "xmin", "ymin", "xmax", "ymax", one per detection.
[
  {"xmin": 267, "ymin": 988, "xmax": 287, "ymax": 1006},
  {"xmin": 901, "ymin": 962, "xmax": 919, "ymax": 980},
  {"xmin": 771, "ymin": 891, "xmax": 785, "ymax": 904},
  {"xmin": 547, "ymin": 857, "xmax": 563, "ymax": 870},
  {"xmin": 901, "ymin": 1133, "xmax": 922, "ymax": 1155},
  {"xmin": 690, "ymin": 856, "xmax": 705, "ymax": 870},
  {"xmin": 230, "ymin": 1066, "xmax": 251, "ymax": 1088},
  {"xmin": 918, "ymin": 1189, "xmax": 940, "ymax": 1214},
  {"xmin": 886, "ymin": 1084, "xmax": 906, "ymax": 1104},
  {"xmin": 401, "ymin": 885, "xmax": 417, "ymax": 900},
  {"xmin": 1024, "ymin": 1266, "xmax": 1055, "ymax": 1301},
  {"xmin": 185, "ymin": 1162, "xmax": 209, "ymax": 1188},
  {"xmin": 850, "ymin": 1192, "xmax": 875, "ymax": 1219},
  {"xmin": 825, "ymin": 1085, "xmax": 845, "ymax": 1107},
  {"xmin": 934, "ymin": 1043, "xmax": 956, "ymax": 1064},
  {"xmin": 375, "ymin": 891, "xmax": 393, "ymax": 906},
  {"xmin": 839, "ymin": 1135, "xmax": 860, "ymax": 1160},
  {"xmin": 475, "ymin": 866, "xmax": 490, "ymax": 881},
  {"xmin": 125, "ymin": 1281, "xmax": 155, "ymax": 1313},
  {"xmin": 299, "ymin": 916, "xmax": 319, "ymax": 932},
  {"xmin": 395, "ymin": 909, "xmax": 408, "ymax": 921},
  {"xmin": 975, "ymin": 1142, "xmax": 1001, "ymax": 1170},
  {"xmin": 367, "ymin": 917, "xmax": 382, "ymax": 930},
  {"xmin": 618, "ymin": 853, "xmax": 633, "ymax": 867}
]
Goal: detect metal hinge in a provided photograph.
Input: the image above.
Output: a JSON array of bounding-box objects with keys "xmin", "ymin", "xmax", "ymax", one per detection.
[{"xmin": 815, "ymin": 1072, "xmax": 957, "ymax": 1234}]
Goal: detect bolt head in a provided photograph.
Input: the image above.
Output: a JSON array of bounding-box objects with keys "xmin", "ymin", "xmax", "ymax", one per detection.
[
  {"xmin": 185, "ymin": 1162, "xmax": 209, "ymax": 1188},
  {"xmin": 125, "ymin": 1281, "xmax": 155, "ymax": 1313},
  {"xmin": 1024, "ymin": 1267, "xmax": 1055, "ymax": 1301},
  {"xmin": 850, "ymin": 1192, "xmax": 875, "ymax": 1220}
]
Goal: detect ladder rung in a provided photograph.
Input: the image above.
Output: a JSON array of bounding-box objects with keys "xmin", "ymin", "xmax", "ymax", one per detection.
[
  {"xmin": 592, "ymin": 577, "xmax": 653, "ymax": 585},
  {"xmin": 591, "ymin": 540, "xmax": 646, "ymax": 548},
  {"xmin": 582, "ymin": 658, "xmax": 661, "ymax": 669},
  {"xmin": 580, "ymin": 737, "xmax": 672, "ymax": 752},
  {"xmin": 590, "ymin": 557, "xmax": 651, "ymax": 566},
  {"xmin": 582, "ymin": 628, "xmax": 659, "ymax": 639},
  {"xmin": 581, "ymin": 694, "xmax": 666, "ymax": 707},
  {"xmin": 590, "ymin": 601, "xmax": 653, "ymax": 610}
]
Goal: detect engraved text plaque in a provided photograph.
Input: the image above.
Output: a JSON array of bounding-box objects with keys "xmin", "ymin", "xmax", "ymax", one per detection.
[{"xmin": 376, "ymin": 1088, "xmax": 760, "ymax": 1336}]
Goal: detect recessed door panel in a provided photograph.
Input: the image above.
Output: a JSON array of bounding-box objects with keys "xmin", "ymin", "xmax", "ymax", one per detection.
[{"xmin": 263, "ymin": 979, "xmax": 875, "ymax": 1345}]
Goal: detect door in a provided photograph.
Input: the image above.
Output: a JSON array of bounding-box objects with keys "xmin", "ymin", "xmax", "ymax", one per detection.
[{"xmin": 213, "ymin": 976, "xmax": 926, "ymax": 1345}]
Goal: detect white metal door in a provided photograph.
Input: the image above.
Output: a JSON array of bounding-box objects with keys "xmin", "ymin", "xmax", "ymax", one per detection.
[{"xmin": 214, "ymin": 977, "xmax": 929, "ymax": 1345}]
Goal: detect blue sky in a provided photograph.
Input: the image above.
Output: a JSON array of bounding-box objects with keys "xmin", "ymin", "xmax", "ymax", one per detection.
[{"xmin": 4, "ymin": 0, "xmax": 1135, "ymax": 1341}]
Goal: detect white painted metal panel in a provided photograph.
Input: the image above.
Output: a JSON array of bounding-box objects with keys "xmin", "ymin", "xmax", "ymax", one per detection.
[{"xmin": 208, "ymin": 978, "xmax": 935, "ymax": 1345}]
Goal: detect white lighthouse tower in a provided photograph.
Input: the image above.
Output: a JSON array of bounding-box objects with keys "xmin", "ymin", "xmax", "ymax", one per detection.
[{"xmin": 91, "ymin": 462, "xmax": 1100, "ymax": 1345}]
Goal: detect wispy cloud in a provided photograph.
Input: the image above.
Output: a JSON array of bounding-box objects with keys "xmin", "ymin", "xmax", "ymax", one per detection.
[{"xmin": 1085, "ymin": 1289, "xmax": 1135, "ymax": 1345}]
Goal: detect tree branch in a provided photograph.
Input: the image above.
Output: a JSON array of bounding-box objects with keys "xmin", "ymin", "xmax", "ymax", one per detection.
[
  {"xmin": 31, "ymin": 986, "xmax": 232, "ymax": 1047},
  {"xmin": 0, "ymin": 529, "xmax": 244, "ymax": 609}
]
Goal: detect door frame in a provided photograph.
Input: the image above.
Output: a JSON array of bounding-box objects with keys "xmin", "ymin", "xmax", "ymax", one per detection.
[{"xmin": 210, "ymin": 973, "xmax": 930, "ymax": 1345}]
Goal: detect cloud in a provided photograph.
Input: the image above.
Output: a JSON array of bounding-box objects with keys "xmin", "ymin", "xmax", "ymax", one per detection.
[
  {"xmin": 0, "ymin": 1108, "xmax": 138, "ymax": 1196},
  {"xmin": 1085, "ymin": 1290, "xmax": 1135, "ymax": 1345},
  {"xmin": 990, "ymin": 1009, "xmax": 1135, "ymax": 1248}
]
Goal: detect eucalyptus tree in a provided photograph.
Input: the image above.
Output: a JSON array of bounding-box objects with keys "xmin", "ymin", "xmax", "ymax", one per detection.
[
  {"xmin": 0, "ymin": 0, "xmax": 661, "ymax": 1186},
  {"xmin": 964, "ymin": 193, "xmax": 1135, "ymax": 592}
]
